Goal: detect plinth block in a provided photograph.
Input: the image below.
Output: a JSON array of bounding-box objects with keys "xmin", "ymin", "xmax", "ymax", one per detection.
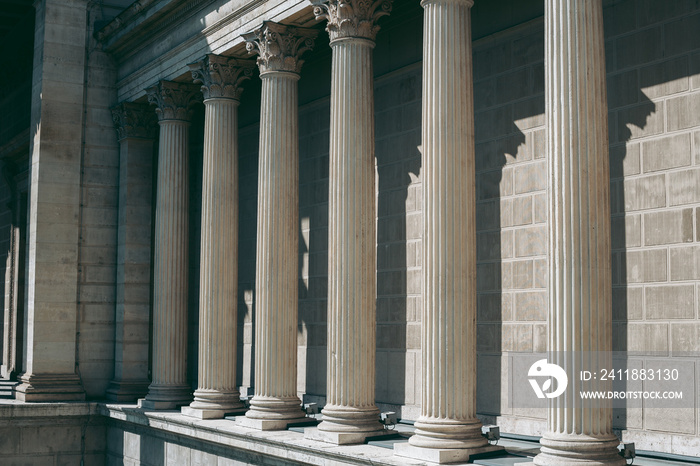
[
  {"xmin": 304, "ymin": 427, "xmax": 393, "ymax": 445},
  {"xmin": 394, "ymin": 442, "xmax": 504, "ymax": 464}
]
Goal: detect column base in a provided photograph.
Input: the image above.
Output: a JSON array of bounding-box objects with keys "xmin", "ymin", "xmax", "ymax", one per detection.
[
  {"xmin": 242, "ymin": 395, "xmax": 305, "ymax": 430},
  {"xmin": 316, "ymin": 404, "xmax": 384, "ymax": 434},
  {"xmin": 105, "ymin": 379, "xmax": 150, "ymax": 402},
  {"xmin": 139, "ymin": 383, "xmax": 192, "ymax": 410},
  {"xmin": 304, "ymin": 426, "xmax": 393, "ymax": 445},
  {"xmin": 14, "ymin": 373, "xmax": 85, "ymax": 402},
  {"xmin": 394, "ymin": 442, "xmax": 504, "ymax": 464},
  {"xmin": 534, "ymin": 433, "xmax": 626, "ymax": 466}
]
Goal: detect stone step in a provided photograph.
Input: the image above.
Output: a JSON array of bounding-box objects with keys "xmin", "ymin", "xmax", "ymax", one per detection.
[{"xmin": 0, "ymin": 380, "xmax": 18, "ymax": 398}]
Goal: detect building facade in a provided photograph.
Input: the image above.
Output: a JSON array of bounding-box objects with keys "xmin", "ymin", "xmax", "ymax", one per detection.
[{"xmin": 0, "ymin": 0, "xmax": 699, "ymax": 464}]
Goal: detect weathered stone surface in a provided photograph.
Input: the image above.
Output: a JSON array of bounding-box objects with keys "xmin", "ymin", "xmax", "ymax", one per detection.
[
  {"xmin": 645, "ymin": 285, "xmax": 695, "ymax": 319},
  {"xmin": 537, "ymin": 0, "xmax": 623, "ymax": 464}
]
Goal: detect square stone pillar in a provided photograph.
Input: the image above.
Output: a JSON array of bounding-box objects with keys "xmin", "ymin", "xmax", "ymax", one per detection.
[{"xmin": 15, "ymin": 0, "xmax": 90, "ymax": 402}]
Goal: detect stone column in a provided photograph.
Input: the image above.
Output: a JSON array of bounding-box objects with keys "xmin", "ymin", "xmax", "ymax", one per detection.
[
  {"xmin": 1, "ymin": 161, "xmax": 19, "ymax": 381},
  {"xmin": 305, "ymin": 0, "xmax": 391, "ymax": 445},
  {"xmin": 238, "ymin": 22, "xmax": 318, "ymax": 430},
  {"xmin": 140, "ymin": 81, "xmax": 200, "ymax": 410},
  {"xmin": 15, "ymin": 0, "xmax": 88, "ymax": 401},
  {"xmin": 107, "ymin": 102, "xmax": 157, "ymax": 402},
  {"xmin": 181, "ymin": 55, "xmax": 255, "ymax": 419},
  {"xmin": 535, "ymin": 1, "xmax": 623, "ymax": 464},
  {"xmin": 395, "ymin": 1, "xmax": 499, "ymax": 463}
]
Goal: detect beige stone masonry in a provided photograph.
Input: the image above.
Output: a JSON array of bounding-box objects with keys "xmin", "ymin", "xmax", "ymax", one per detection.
[
  {"xmin": 15, "ymin": 0, "xmax": 88, "ymax": 402},
  {"xmin": 181, "ymin": 55, "xmax": 255, "ymax": 420},
  {"xmin": 106, "ymin": 102, "xmax": 158, "ymax": 402},
  {"xmin": 535, "ymin": 0, "xmax": 624, "ymax": 464},
  {"xmin": 140, "ymin": 81, "xmax": 201, "ymax": 410},
  {"xmin": 239, "ymin": 22, "xmax": 318, "ymax": 430},
  {"xmin": 305, "ymin": 0, "xmax": 392, "ymax": 445}
]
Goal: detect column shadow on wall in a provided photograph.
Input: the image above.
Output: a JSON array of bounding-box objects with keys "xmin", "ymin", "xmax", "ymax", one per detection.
[
  {"xmin": 610, "ymin": 90, "xmax": 655, "ymax": 430},
  {"xmin": 297, "ymin": 100, "xmax": 331, "ymax": 405},
  {"xmin": 474, "ymin": 122, "xmax": 526, "ymax": 423},
  {"xmin": 375, "ymin": 130, "xmax": 421, "ymax": 418}
]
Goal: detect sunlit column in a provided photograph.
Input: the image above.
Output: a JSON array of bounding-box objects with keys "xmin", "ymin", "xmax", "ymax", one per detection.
[
  {"xmin": 238, "ymin": 22, "xmax": 318, "ymax": 430},
  {"xmin": 305, "ymin": 0, "xmax": 391, "ymax": 445},
  {"xmin": 394, "ymin": 1, "xmax": 500, "ymax": 463},
  {"xmin": 140, "ymin": 81, "xmax": 200, "ymax": 410},
  {"xmin": 534, "ymin": 0, "xmax": 623, "ymax": 464},
  {"xmin": 181, "ymin": 55, "xmax": 255, "ymax": 419}
]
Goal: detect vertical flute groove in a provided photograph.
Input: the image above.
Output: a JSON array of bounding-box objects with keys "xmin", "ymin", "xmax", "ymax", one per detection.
[
  {"xmin": 536, "ymin": 0, "xmax": 623, "ymax": 464},
  {"xmin": 188, "ymin": 96, "xmax": 243, "ymax": 413},
  {"xmin": 408, "ymin": 0, "xmax": 486, "ymax": 452},
  {"xmin": 247, "ymin": 74, "xmax": 304, "ymax": 421}
]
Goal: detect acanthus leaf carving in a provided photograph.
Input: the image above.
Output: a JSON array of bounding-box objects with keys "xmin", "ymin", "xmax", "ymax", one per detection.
[
  {"xmin": 146, "ymin": 80, "xmax": 202, "ymax": 121},
  {"xmin": 242, "ymin": 21, "xmax": 318, "ymax": 75},
  {"xmin": 111, "ymin": 101, "xmax": 158, "ymax": 140},
  {"xmin": 310, "ymin": 0, "xmax": 392, "ymax": 42},
  {"xmin": 188, "ymin": 54, "xmax": 256, "ymax": 100}
]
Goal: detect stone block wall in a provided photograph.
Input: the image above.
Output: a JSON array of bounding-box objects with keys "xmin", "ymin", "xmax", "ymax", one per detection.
[
  {"xmin": 472, "ymin": 21, "xmax": 547, "ymax": 427},
  {"xmin": 0, "ymin": 403, "xmax": 106, "ymax": 465},
  {"xmin": 75, "ymin": 5, "xmax": 122, "ymax": 397},
  {"xmin": 604, "ymin": 0, "xmax": 700, "ymax": 441}
]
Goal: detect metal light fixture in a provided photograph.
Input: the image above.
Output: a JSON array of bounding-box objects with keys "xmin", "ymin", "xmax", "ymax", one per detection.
[
  {"xmin": 380, "ymin": 411, "xmax": 397, "ymax": 430},
  {"xmin": 303, "ymin": 402, "xmax": 319, "ymax": 418},
  {"xmin": 481, "ymin": 425, "xmax": 500, "ymax": 445},
  {"xmin": 618, "ymin": 442, "xmax": 635, "ymax": 465}
]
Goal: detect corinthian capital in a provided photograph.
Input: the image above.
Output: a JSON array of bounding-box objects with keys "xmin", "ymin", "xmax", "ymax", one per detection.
[
  {"xmin": 243, "ymin": 21, "xmax": 318, "ymax": 75},
  {"xmin": 146, "ymin": 81, "xmax": 202, "ymax": 121},
  {"xmin": 188, "ymin": 54, "xmax": 256, "ymax": 100},
  {"xmin": 310, "ymin": 0, "xmax": 392, "ymax": 42},
  {"xmin": 111, "ymin": 102, "xmax": 158, "ymax": 140}
]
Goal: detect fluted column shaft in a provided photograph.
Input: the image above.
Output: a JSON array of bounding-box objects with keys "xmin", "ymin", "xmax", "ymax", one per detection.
[
  {"xmin": 535, "ymin": 1, "xmax": 623, "ymax": 465},
  {"xmin": 246, "ymin": 72, "xmax": 303, "ymax": 422},
  {"xmin": 188, "ymin": 97, "xmax": 244, "ymax": 414},
  {"xmin": 181, "ymin": 55, "xmax": 253, "ymax": 418},
  {"xmin": 142, "ymin": 81, "xmax": 200, "ymax": 409},
  {"xmin": 319, "ymin": 36, "xmax": 381, "ymax": 434},
  {"xmin": 407, "ymin": 0, "xmax": 487, "ymax": 451},
  {"xmin": 241, "ymin": 23, "xmax": 316, "ymax": 428},
  {"xmin": 145, "ymin": 119, "xmax": 191, "ymax": 406},
  {"xmin": 107, "ymin": 102, "xmax": 157, "ymax": 402},
  {"xmin": 308, "ymin": 0, "xmax": 391, "ymax": 439}
]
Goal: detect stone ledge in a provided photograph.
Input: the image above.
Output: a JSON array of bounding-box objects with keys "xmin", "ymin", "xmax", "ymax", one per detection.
[
  {"xmin": 0, "ymin": 399, "xmax": 99, "ymax": 418},
  {"xmin": 100, "ymin": 403, "xmax": 425, "ymax": 465}
]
